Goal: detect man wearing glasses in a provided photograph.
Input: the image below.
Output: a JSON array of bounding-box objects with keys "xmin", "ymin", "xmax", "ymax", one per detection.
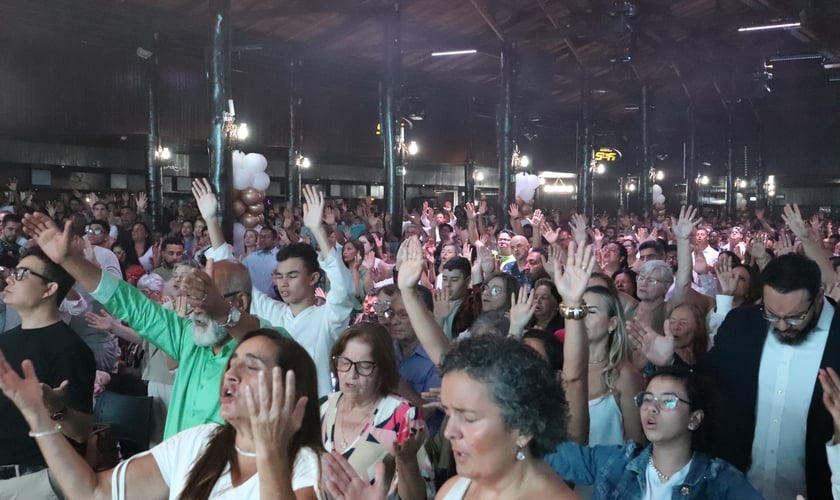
[
  {"xmin": 374, "ymin": 285, "xmax": 442, "ymax": 435},
  {"xmin": 0, "ymin": 248, "xmax": 95, "ymax": 499},
  {"xmin": 634, "ymin": 253, "xmax": 840, "ymax": 500}
]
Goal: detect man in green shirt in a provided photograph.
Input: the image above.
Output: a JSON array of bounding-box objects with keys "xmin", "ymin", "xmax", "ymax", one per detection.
[{"xmin": 21, "ymin": 213, "xmax": 282, "ymax": 439}]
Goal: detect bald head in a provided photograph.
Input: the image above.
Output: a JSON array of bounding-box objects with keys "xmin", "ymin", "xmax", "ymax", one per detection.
[
  {"xmin": 212, "ymin": 260, "xmax": 253, "ymax": 296},
  {"xmin": 510, "ymin": 235, "xmax": 530, "ymax": 261}
]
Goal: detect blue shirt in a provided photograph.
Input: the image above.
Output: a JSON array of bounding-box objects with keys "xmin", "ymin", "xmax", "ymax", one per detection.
[
  {"xmin": 394, "ymin": 341, "xmax": 443, "ymax": 435},
  {"xmin": 502, "ymin": 260, "xmax": 532, "ymax": 291},
  {"xmin": 544, "ymin": 441, "xmax": 762, "ymax": 500},
  {"xmin": 243, "ymin": 248, "xmax": 279, "ymax": 299}
]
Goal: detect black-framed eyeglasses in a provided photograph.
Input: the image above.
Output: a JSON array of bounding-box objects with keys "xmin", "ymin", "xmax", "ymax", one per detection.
[
  {"xmin": 634, "ymin": 392, "xmax": 692, "ymax": 410},
  {"xmin": 481, "ymin": 284, "xmax": 504, "ymax": 297},
  {"xmin": 761, "ymin": 298, "xmax": 815, "ymax": 326},
  {"xmin": 87, "ymin": 227, "xmax": 105, "ymax": 235},
  {"xmin": 222, "ymin": 291, "xmax": 240, "ymax": 299},
  {"xmin": 332, "ymin": 356, "xmax": 377, "ymax": 376},
  {"xmin": 12, "ymin": 267, "xmax": 53, "ymax": 283}
]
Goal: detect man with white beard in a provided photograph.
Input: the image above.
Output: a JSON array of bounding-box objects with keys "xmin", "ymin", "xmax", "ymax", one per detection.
[{"xmin": 20, "ymin": 212, "xmax": 281, "ymax": 440}]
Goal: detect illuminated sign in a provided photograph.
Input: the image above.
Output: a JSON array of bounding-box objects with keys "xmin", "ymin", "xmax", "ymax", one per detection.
[{"xmin": 593, "ymin": 147, "xmax": 622, "ymax": 162}]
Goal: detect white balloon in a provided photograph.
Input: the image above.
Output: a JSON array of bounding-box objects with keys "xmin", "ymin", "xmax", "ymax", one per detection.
[
  {"xmin": 737, "ymin": 198, "xmax": 748, "ymax": 209},
  {"xmin": 652, "ymin": 184, "xmax": 663, "ymax": 195},
  {"xmin": 243, "ymin": 153, "xmax": 268, "ymax": 173},
  {"xmin": 655, "ymin": 194, "xmax": 666, "ymax": 204},
  {"xmin": 252, "ymin": 171, "xmax": 270, "ymax": 191},
  {"xmin": 515, "ymin": 173, "xmax": 540, "ymax": 203},
  {"xmin": 232, "ymin": 150, "xmax": 245, "ymax": 170},
  {"xmin": 233, "ymin": 168, "xmax": 254, "ymax": 190},
  {"xmin": 735, "ymin": 192, "xmax": 744, "ymax": 199}
]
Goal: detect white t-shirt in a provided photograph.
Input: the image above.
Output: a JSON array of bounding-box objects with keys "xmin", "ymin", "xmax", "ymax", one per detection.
[{"xmin": 151, "ymin": 424, "xmax": 322, "ymax": 499}]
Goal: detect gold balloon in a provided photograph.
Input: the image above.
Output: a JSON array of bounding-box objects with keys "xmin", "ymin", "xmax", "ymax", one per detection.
[
  {"xmin": 240, "ymin": 188, "xmax": 261, "ymax": 205},
  {"xmin": 240, "ymin": 213, "xmax": 259, "ymax": 228},
  {"xmin": 233, "ymin": 200, "xmax": 247, "ymax": 217},
  {"xmin": 248, "ymin": 203, "xmax": 264, "ymax": 215}
]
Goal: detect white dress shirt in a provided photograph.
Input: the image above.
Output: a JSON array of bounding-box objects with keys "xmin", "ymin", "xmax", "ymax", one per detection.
[
  {"xmin": 747, "ymin": 298, "xmax": 834, "ymax": 500},
  {"xmin": 206, "ymin": 245, "xmax": 355, "ymax": 396}
]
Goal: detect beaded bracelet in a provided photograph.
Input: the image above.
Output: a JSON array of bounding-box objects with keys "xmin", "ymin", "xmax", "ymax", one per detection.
[
  {"xmin": 28, "ymin": 424, "xmax": 63, "ymax": 438},
  {"xmin": 559, "ymin": 301, "xmax": 589, "ymax": 320}
]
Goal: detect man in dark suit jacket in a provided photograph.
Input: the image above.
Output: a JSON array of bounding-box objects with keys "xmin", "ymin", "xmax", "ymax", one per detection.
[{"xmin": 635, "ymin": 253, "xmax": 837, "ymax": 500}]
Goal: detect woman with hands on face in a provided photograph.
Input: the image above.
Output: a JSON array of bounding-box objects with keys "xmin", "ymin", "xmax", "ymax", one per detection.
[{"xmin": 0, "ymin": 329, "xmax": 324, "ymax": 499}]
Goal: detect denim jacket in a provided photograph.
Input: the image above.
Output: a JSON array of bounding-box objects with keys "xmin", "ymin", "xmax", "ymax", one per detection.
[{"xmin": 544, "ymin": 442, "xmax": 764, "ymax": 500}]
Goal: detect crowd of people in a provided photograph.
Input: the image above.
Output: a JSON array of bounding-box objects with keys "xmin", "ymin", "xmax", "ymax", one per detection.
[{"xmin": 2, "ymin": 175, "xmax": 840, "ymax": 499}]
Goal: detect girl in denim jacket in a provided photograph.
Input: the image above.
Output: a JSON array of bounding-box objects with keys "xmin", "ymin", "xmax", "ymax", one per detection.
[{"xmin": 545, "ymin": 367, "xmax": 763, "ymax": 499}]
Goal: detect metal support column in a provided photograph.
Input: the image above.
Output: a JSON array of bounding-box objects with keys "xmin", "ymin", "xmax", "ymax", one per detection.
[
  {"xmin": 687, "ymin": 105, "xmax": 698, "ymax": 207},
  {"xmin": 640, "ymin": 84, "xmax": 650, "ymax": 210},
  {"xmin": 497, "ymin": 42, "xmax": 516, "ymax": 229},
  {"xmin": 464, "ymin": 96, "xmax": 476, "ymax": 204},
  {"xmin": 383, "ymin": 1, "xmax": 402, "ymax": 237},
  {"xmin": 145, "ymin": 32, "xmax": 161, "ymax": 232},
  {"xmin": 287, "ymin": 61, "xmax": 301, "ymax": 206},
  {"xmin": 577, "ymin": 69, "xmax": 592, "ymax": 217},
  {"xmin": 725, "ymin": 111, "xmax": 735, "ymax": 219},
  {"xmin": 208, "ymin": 0, "xmax": 233, "ymax": 241}
]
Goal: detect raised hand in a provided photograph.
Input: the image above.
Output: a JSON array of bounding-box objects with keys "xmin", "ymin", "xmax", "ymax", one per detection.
[
  {"xmin": 301, "ymin": 185, "xmax": 324, "ymax": 230},
  {"xmin": 782, "ymin": 204, "xmax": 810, "ymax": 241},
  {"xmin": 322, "ymin": 452, "xmax": 387, "ymax": 500},
  {"xmin": 134, "ymin": 192, "xmax": 148, "ymax": 212},
  {"xmin": 372, "ymin": 232, "xmax": 383, "ymax": 250},
  {"xmin": 670, "ymin": 205, "xmax": 700, "ymax": 241},
  {"xmin": 464, "ymin": 202, "xmax": 476, "ymax": 221},
  {"xmin": 714, "ymin": 253, "xmax": 738, "ymax": 296},
  {"xmin": 6, "ymin": 177, "xmax": 17, "ymax": 192},
  {"xmin": 477, "ymin": 198, "xmax": 488, "ymax": 216},
  {"xmin": 245, "ymin": 368, "xmax": 308, "ymax": 455},
  {"xmin": 362, "ymin": 251, "xmax": 376, "ymax": 271},
  {"xmin": 508, "ymin": 203, "xmax": 521, "ymax": 219},
  {"xmin": 421, "ymin": 387, "xmax": 442, "ymax": 411},
  {"xmin": 21, "ymin": 213, "xmax": 75, "ymax": 264},
  {"xmin": 40, "ymin": 380, "xmax": 70, "ymax": 416},
  {"xmin": 530, "ymin": 209, "xmax": 544, "ymax": 229},
  {"xmin": 592, "ymin": 227, "xmax": 603, "ymax": 246},
  {"xmin": 181, "ymin": 269, "xmax": 227, "ymax": 322},
  {"xmin": 554, "ymin": 240, "xmax": 596, "ymax": 305},
  {"xmin": 819, "ymin": 367, "xmax": 840, "ymax": 442},
  {"xmin": 776, "ymin": 230, "xmax": 795, "ymax": 256},
  {"xmin": 397, "ymin": 237, "xmax": 424, "ymax": 290},
  {"xmin": 461, "ymin": 242, "xmax": 472, "ymax": 260},
  {"xmin": 191, "ymin": 178, "xmax": 218, "ymax": 221},
  {"xmin": 45, "ymin": 201, "xmax": 57, "ymax": 219},
  {"xmin": 433, "ymin": 286, "xmax": 453, "ymax": 321},
  {"xmin": 569, "ymin": 213, "xmax": 588, "ymax": 243},
  {"xmin": 476, "ymin": 244, "xmax": 496, "ymax": 276},
  {"xmin": 626, "ymin": 320, "xmax": 675, "ymax": 367},
  {"xmin": 508, "ymin": 286, "xmax": 536, "ymax": 337},
  {"xmin": 85, "ymin": 310, "xmax": 117, "ymax": 332},
  {"xmin": 541, "ymin": 222, "xmax": 559, "ymax": 245}
]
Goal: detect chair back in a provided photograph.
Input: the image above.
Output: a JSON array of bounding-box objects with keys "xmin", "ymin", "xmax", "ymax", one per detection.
[{"xmin": 94, "ymin": 391, "xmax": 154, "ymax": 457}]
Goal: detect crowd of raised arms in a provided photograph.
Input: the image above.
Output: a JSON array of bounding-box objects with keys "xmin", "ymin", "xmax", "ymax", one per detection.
[{"xmin": 3, "ymin": 175, "xmax": 840, "ymax": 499}]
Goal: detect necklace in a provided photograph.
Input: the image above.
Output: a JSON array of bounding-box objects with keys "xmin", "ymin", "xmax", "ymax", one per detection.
[
  {"xmin": 235, "ymin": 445, "xmax": 257, "ymax": 458},
  {"xmin": 649, "ymin": 456, "xmax": 673, "ymax": 482},
  {"xmin": 336, "ymin": 397, "xmax": 377, "ymax": 451}
]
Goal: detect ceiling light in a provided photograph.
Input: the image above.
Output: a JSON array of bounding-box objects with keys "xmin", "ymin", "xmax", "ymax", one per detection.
[
  {"xmin": 738, "ymin": 22, "xmax": 800, "ymax": 32},
  {"xmin": 407, "ymin": 141, "xmax": 419, "ymax": 156},
  {"xmin": 767, "ymin": 53, "xmax": 824, "ymax": 63},
  {"xmin": 824, "ymin": 61, "xmax": 840, "ymax": 70},
  {"xmin": 431, "ymin": 49, "xmax": 477, "ymax": 57},
  {"xmin": 236, "ymin": 123, "xmax": 250, "ymax": 140}
]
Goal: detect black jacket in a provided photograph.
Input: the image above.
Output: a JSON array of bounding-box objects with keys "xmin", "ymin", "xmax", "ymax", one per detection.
[{"xmin": 689, "ymin": 302, "xmax": 839, "ymax": 500}]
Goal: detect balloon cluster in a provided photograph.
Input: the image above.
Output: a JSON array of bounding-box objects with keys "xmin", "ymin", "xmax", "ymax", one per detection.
[
  {"xmin": 232, "ymin": 151, "xmax": 270, "ymax": 228},
  {"xmin": 735, "ymin": 192, "xmax": 747, "ymax": 210},
  {"xmin": 651, "ymin": 184, "xmax": 667, "ymax": 221}
]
